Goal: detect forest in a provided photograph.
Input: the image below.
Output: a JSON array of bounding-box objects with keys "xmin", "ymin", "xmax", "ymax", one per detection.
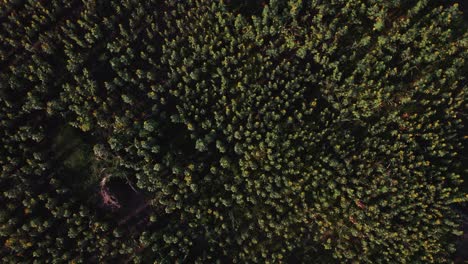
[{"xmin": 0, "ymin": 0, "xmax": 467, "ymax": 263}]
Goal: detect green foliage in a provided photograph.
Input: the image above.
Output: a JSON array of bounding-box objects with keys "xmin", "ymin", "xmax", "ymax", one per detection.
[{"xmin": 0, "ymin": 0, "xmax": 466, "ymax": 263}]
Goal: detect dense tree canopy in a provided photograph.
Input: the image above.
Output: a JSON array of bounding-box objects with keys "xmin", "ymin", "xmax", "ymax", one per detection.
[{"xmin": 0, "ymin": 0, "xmax": 467, "ymax": 263}]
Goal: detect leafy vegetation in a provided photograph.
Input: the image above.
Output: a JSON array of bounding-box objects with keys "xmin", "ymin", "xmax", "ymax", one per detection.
[{"xmin": 0, "ymin": 0, "xmax": 467, "ymax": 263}]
